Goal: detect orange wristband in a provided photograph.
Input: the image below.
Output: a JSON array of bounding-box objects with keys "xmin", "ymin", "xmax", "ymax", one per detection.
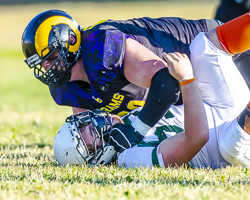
[{"xmin": 179, "ymin": 78, "xmax": 195, "ymax": 86}]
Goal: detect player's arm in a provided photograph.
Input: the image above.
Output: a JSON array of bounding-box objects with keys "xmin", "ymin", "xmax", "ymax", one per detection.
[
  {"xmin": 123, "ymin": 38, "xmax": 180, "ymax": 135},
  {"xmin": 158, "ymin": 52, "xmax": 209, "ymax": 167},
  {"xmin": 123, "ymin": 38, "xmax": 166, "ymax": 88}
]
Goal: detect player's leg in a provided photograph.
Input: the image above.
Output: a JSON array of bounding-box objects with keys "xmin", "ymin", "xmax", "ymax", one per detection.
[
  {"xmin": 190, "ymin": 13, "xmax": 250, "ymax": 115},
  {"xmin": 203, "ymin": 13, "xmax": 250, "ymax": 167},
  {"xmin": 216, "ymin": 12, "xmax": 250, "ymax": 54},
  {"xmin": 238, "ymin": 102, "xmax": 250, "ymax": 134},
  {"xmin": 233, "ymin": 50, "xmax": 250, "ymax": 89},
  {"xmin": 205, "ymin": 19, "xmax": 223, "ymax": 31},
  {"xmin": 204, "ymin": 17, "xmax": 250, "ymax": 89},
  {"xmin": 211, "ymin": 12, "xmax": 250, "ymax": 89},
  {"xmin": 205, "ymin": 14, "xmax": 250, "ymax": 89},
  {"xmin": 205, "ymin": 12, "xmax": 250, "ymax": 65},
  {"xmin": 189, "ymin": 32, "xmax": 250, "ymax": 119},
  {"xmin": 117, "ymin": 145, "xmax": 165, "ymax": 168},
  {"xmin": 218, "ymin": 103, "xmax": 250, "ymax": 167}
]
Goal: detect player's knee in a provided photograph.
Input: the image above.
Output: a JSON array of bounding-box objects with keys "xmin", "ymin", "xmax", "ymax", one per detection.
[{"xmin": 205, "ymin": 19, "xmax": 223, "ymax": 31}]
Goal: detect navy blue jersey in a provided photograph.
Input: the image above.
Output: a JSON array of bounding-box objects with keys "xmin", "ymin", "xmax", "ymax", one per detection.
[{"xmin": 50, "ymin": 17, "xmax": 208, "ymax": 116}]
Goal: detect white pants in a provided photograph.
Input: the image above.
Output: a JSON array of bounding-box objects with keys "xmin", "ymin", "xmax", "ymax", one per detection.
[{"xmin": 219, "ymin": 118, "xmax": 250, "ymax": 167}]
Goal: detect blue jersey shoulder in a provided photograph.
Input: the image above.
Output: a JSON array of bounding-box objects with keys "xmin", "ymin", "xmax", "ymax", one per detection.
[{"xmin": 82, "ymin": 29, "xmax": 126, "ymax": 84}]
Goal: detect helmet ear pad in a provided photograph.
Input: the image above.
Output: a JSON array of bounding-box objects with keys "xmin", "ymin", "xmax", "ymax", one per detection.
[
  {"xmin": 67, "ymin": 31, "xmax": 79, "ymax": 63},
  {"xmin": 47, "ymin": 24, "xmax": 79, "ymax": 64},
  {"xmin": 70, "ymin": 32, "xmax": 77, "ymax": 45}
]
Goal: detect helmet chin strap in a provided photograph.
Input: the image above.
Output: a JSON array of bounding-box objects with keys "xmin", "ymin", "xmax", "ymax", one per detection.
[{"xmin": 70, "ymin": 34, "xmax": 76, "ymax": 45}]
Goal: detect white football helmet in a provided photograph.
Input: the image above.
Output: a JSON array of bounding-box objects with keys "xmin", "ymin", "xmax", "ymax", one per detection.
[{"xmin": 53, "ymin": 110, "xmax": 117, "ymax": 166}]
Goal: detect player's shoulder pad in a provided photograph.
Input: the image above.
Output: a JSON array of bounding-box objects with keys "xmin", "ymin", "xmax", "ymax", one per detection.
[{"xmin": 103, "ymin": 30, "xmax": 126, "ymax": 70}]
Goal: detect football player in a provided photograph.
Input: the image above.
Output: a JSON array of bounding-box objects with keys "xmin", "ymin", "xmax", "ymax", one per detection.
[
  {"xmin": 53, "ymin": 13, "xmax": 250, "ymax": 169},
  {"xmin": 21, "ymin": 10, "xmax": 223, "ymax": 143}
]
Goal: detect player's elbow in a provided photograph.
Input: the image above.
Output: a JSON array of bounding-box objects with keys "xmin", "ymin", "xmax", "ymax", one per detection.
[
  {"xmin": 196, "ymin": 129, "xmax": 209, "ymax": 146},
  {"xmin": 187, "ymin": 118, "xmax": 209, "ymax": 146},
  {"xmin": 201, "ymin": 130, "xmax": 209, "ymax": 144},
  {"xmin": 200, "ymin": 121, "xmax": 209, "ymax": 144},
  {"xmin": 187, "ymin": 128, "xmax": 209, "ymax": 148}
]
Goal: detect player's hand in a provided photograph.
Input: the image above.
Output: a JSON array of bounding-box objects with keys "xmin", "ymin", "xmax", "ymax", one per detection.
[
  {"xmin": 109, "ymin": 123, "xmax": 144, "ymax": 153},
  {"xmin": 162, "ymin": 52, "xmax": 194, "ymax": 82}
]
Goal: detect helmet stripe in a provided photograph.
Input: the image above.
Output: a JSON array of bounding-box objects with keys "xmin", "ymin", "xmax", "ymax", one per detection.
[{"xmin": 35, "ymin": 16, "xmax": 81, "ymax": 56}]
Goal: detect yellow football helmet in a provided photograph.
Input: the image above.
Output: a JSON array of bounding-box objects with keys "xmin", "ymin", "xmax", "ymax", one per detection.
[{"xmin": 21, "ymin": 10, "xmax": 82, "ymax": 87}]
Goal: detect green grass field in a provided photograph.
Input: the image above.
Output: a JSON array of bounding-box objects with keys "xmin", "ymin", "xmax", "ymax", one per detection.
[{"xmin": 2, "ymin": 1, "xmax": 250, "ymax": 199}]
